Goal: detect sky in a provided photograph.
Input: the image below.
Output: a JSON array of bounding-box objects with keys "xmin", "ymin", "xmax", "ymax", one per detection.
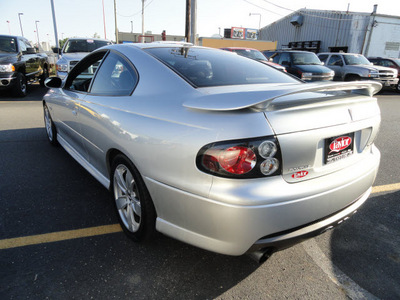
[{"xmin": 1, "ymin": 0, "xmax": 400, "ymax": 45}]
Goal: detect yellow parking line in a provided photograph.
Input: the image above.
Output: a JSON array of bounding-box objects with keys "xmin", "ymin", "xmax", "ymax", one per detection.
[
  {"xmin": 0, "ymin": 183, "xmax": 399, "ymax": 251},
  {"xmin": 0, "ymin": 224, "xmax": 122, "ymax": 250},
  {"xmin": 372, "ymin": 183, "xmax": 400, "ymax": 194}
]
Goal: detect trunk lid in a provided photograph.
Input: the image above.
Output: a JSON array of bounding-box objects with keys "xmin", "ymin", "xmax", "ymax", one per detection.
[{"xmin": 186, "ymin": 81, "xmax": 381, "ymax": 183}]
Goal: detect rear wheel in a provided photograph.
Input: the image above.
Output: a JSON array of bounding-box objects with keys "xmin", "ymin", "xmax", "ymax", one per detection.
[
  {"xmin": 12, "ymin": 72, "xmax": 27, "ymax": 97},
  {"xmin": 40, "ymin": 67, "xmax": 49, "ymax": 87},
  {"xmin": 111, "ymin": 154, "xmax": 156, "ymax": 242}
]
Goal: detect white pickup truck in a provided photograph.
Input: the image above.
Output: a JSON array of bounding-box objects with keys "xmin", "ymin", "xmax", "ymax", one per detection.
[{"xmin": 317, "ymin": 52, "xmax": 398, "ymax": 90}]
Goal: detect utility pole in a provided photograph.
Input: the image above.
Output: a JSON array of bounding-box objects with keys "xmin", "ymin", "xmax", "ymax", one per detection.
[
  {"xmin": 50, "ymin": 0, "xmax": 59, "ymax": 52},
  {"xmin": 185, "ymin": 0, "xmax": 191, "ymax": 42},
  {"xmin": 35, "ymin": 21, "xmax": 40, "ymax": 48},
  {"xmin": 114, "ymin": 0, "xmax": 118, "ymax": 43},
  {"xmin": 142, "ymin": 0, "xmax": 145, "ymax": 38},
  {"xmin": 190, "ymin": 0, "xmax": 197, "ymax": 44},
  {"xmin": 18, "ymin": 13, "xmax": 24, "ymax": 37},
  {"xmin": 102, "ymin": 0, "xmax": 107, "ymax": 39},
  {"xmin": 6, "ymin": 21, "xmax": 11, "ymax": 35}
]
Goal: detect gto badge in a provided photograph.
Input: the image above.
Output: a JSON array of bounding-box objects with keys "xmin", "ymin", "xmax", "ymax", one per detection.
[
  {"xmin": 292, "ymin": 170, "xmax": 308, "ymax": 179},
  {"xmin": 329, "ymin": 136, "xmax": 352, "ymax": 153}
]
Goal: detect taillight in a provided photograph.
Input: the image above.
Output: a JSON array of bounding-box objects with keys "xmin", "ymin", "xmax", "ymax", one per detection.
[{"xmin": 197, "ymin": 136, "xmax": 282, "ymax": 178}]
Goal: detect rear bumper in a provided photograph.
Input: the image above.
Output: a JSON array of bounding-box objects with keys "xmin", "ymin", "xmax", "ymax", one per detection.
[
  {"xmin": 145, "ymin": 145, "xmax": 380, "ymax": 256},
  {"xmin": 247, "ymin": 187, "xmax": 370, "ymax": 253}
]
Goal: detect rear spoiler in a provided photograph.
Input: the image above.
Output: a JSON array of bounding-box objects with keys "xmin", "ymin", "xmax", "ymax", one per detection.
[{"xmin": 184, "ymin": 81, "xmax": 382, "ymax": 111}]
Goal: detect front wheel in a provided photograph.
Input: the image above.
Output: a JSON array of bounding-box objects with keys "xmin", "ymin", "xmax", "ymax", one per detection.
[
  {"xmin": 12, "ymin": 72, "xmax": 27, "ymax": 97},
  {"xmin": 43, "ymin": 104, "xmax": 58, "ymax": 145},
  {"xmin": 396, "ymin": 80, "xmax": 400, "ymax": 93},
  {"xmin": 111, "ymin": 154, "xmax": 156, "ymax": 242}
]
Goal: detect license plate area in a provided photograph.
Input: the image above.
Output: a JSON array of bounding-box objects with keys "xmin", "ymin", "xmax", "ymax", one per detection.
[{"xmin": 324, "ymin": 132, "xmax": 354, "ymax": 164}]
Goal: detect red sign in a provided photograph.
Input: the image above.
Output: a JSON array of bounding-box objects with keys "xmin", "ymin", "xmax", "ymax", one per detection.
[
  {"xmin": 329, "ymin": 136, "xmax": 352, "ymax": 153},
  {"xmin": 292, "ymin": 170, "xmax": 308, "ymax": 179}
]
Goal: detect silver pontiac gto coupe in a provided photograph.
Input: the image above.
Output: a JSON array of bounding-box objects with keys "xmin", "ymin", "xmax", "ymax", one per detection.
[{"xmin": 43, "ymin": 43, "xmax": 381, "ymax": 260}]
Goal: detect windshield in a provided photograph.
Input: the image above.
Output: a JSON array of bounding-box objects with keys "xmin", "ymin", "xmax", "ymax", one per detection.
[
  {"xmin": 291, "ymin": 52, "xmax": 322, "ymax": 65},
  {"xmin": 343, "ymin": 54, "xmax": 371, "ymax": 65},
  {"xmin": 63, "ymin": 39, "xmax": 111, "ymax": 53},
  {"xmin": 145, "ymin": 47, "xmax": 299, "ymax": 88},
  {"xmin": 0, "ymin": 36, "xmax": 17, "ymax": 53},
  {"xmin": 392, "ymin": 59, "xmax": 400, "ymax": 66},
  {"xmin": 232, "ymin": 49, "xmax": 267, "ymax": 61}
]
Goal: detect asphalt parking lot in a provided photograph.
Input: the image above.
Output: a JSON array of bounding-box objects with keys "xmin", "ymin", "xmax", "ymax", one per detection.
[{"xmin": 0, "ymin": 84, "xmax": 399, "ymax": 299}]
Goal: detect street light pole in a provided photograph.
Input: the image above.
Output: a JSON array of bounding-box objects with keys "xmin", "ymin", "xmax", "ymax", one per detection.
[
  {"xmin": 18, "ymin": 13, "xmax": 24, "ymax": 37},
  {"xmin": 35, "ymin": 21, "xmax": 40, "ymax": 48},
  {"xmin": 6, "ymin": 21, "xmax": 11, "ymax": 35}
]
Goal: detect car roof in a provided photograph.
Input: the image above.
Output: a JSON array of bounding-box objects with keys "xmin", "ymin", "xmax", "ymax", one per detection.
[
  {"xmin": 221, "ymin": 47, "xmax": 259, "ymax": 51},
  {"xmin": 66, "ymin": 37, "xmax": 111, "ymax": 42}
]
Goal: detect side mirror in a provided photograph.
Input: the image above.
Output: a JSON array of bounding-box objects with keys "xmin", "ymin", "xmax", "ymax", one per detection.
[
  {"xmin": 45, "ymin": 77, "xmax": 63, "ymax": 88},
  {"xmin": 321, "ymin": 61, "xmax": 325, "ymax": 65},
  {"xmin": 25, "ymin": 47, "xmax": 37, "ymax": 54},
  {"xmin": 52, "ymin": 47, "xmax": 61, "ymax": 54}
]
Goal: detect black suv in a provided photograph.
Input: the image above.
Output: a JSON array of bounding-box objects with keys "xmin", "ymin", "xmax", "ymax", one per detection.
[
  {"xmin": 0, "ymin": 35, "xmax": 50, "ymax": 97},
  {"xmin": 264, "ymin": 50, "xmax": 334, "ymax": 81},
  {"xmin": 368, "ymin": 57, "xmax": 400, "ymax": 92}
]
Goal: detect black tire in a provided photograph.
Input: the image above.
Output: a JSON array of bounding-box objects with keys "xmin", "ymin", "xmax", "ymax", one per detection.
[
  {"xmin": 111, "ymin": 154, "xmax": 156, "ymax": 242},
  {"xmin": 396, "ymin": 81, "xmax": 400, "ymax": 93},
  {"xmin": 40, "ymin": 67, "xmax": 49, "ymax": 87},
  {"xmin": 12, "ymin": 72, "xmax": 27, "ymax": 97},
  {"xmin": 43, "ymin": 104, "xmax": 58, "ymax": 145},
  {"xmin": 345, "ymin": 75, "xmax": 360, "ymax": 82}
]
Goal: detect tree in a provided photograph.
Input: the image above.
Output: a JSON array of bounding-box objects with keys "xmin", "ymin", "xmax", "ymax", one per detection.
[
  {"xmin": 59, "ymin": 38, "xmax": 68, "ymax": 49},
  {"xmin": 93, "ymin": 32, "xmax": 101, "ymax": 38}
]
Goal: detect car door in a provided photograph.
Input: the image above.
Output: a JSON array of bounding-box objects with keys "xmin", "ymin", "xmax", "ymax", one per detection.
[
  {"xmin": 54, "ymin": 50, "xmax": 108, "ymax": 161},
  {"xmin": 19, "ymin": 38, "xmax": 39, "ymax": 76},
  {"xmin": 326, "ymin": 54, "xmax": 344, "ymax": 80},
  {"xmin": 74, "ymin": 50, "xmax": 139, "ymax": 177}
]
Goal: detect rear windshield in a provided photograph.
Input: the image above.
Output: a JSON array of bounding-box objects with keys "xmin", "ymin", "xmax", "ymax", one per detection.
[
  {"xmin": 145, "ymin": 47, "xmax": 299, "ymax": 87},
  {"xmin": 63, "ymin": 39, "xmax": 111, "ymax": 53}
]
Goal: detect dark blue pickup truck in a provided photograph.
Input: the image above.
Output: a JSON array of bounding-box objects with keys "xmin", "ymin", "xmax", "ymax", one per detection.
[{"xmin": 0, "ymin": 35, "xmax": 50, "ymax": 97}]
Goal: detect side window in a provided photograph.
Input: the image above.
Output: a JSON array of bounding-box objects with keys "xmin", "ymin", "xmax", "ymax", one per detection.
[
  {"xmin": 65, "ymin": 51, "xmax": 107, "ymax": 93},
  {"xmin": 90, "ymin": 51, "xmax": 138, "ymax": 96},
  {"xmin": 18, "ymin": 39, "xmax": 27, "ymax": 52},
  {"xmin": 272, "ymin": 53, "xmax": 280, "ymax": 64},
  {"xmin": 318, "ymin": 55, "xmax": 328, "ymax": 63},
  {"xmin": 279, "ymin": 53, "xmax": 290, "ymax": 65},
  {"xmin": 328, "ymin": 55, "xmax": 343, "ymax": 66}
]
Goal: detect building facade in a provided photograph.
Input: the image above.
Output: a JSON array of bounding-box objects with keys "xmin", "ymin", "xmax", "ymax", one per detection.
[{"xmin": 259, "ymin": 7, "xmax": 400, "ymax": 58}]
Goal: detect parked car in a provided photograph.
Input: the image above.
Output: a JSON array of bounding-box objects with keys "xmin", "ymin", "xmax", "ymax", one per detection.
[
  {"xmin": 318, "ymin": 53, "xmax": 399, "ymax": 90},
  {"xmin": 220, "ymin": 47, "xmax": 286, "ymax": 72},
  {"xmin": 368, "ymin": 57, "xmax": 400, "ymax": 92},
  {"xmin": 53, "ymin": 38, "xmax": 112, "ymax": 79},
  {"xmin": 0, "ymin": 34, "xmax": 49, "ymax": 97},
  {"xmin": 43, "ymin": 43, "xmax": 381, "ymax": 261},
  {"xmin": 267, "ymin": 50, "xmax": 334, "ymax": 81}
]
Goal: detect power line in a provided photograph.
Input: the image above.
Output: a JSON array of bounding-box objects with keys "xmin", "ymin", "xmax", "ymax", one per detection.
[{"xmin": 117, "ymin": 0, "xmax": 155, "ymax": 18}]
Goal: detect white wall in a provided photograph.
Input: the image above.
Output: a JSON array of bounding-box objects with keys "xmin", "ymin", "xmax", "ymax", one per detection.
[{"xmin": 367, "ymin": 16, "xmax": 400, "ymax": 58}]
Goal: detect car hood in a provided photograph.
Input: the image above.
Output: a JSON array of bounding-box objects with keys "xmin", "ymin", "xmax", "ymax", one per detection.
[
  {"xmin": 0, "ymin": 53, "xmax": 16, "ymax": 63},
  {"xmin": 60, "ymin": 52, "xmax": 90, "ymax": 61},
  {"xmin": 185, "ymin": 81, "xmax": 382, "ymax": 111},
  {"xmin": 294, "ymin": 64, "xmax": 332, "ymax": 73},
  {"xmin": 349, "ymin": 64, "xmax": 394, "ymax": 72}
]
